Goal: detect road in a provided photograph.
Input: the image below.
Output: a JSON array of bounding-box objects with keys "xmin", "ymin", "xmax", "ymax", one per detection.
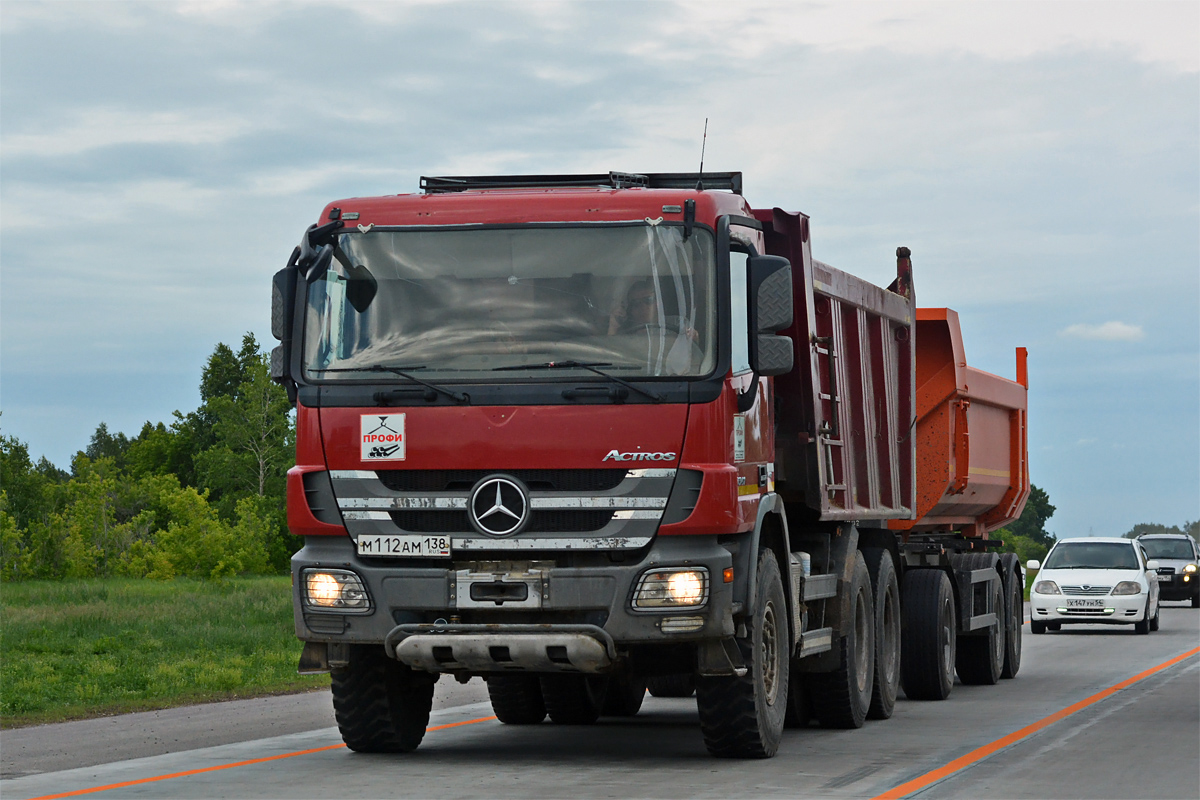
[{"xmin": 3, "ymin": 603, "xmax": 1197, "ymax": 800}]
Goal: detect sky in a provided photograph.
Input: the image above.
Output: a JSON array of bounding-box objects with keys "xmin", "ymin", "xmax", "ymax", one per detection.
[{"xmin": 1, "ymin": 0, "xmax": 1197, "ymax": 538}]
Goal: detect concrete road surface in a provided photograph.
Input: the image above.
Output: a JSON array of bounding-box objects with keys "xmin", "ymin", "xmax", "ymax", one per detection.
[{"xmin": 3, "ymin": 603, "xmax": 1197, "ymax": 800}]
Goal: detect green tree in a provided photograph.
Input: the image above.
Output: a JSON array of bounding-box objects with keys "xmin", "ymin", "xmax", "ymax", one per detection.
[{"xmin": 997, "ymin": 483, "xmax": 1056, "ymax": 563}]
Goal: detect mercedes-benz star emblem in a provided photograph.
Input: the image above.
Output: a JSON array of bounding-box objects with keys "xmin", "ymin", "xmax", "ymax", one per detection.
[{"xmin": 469, "ymin": 476, "xmax": 528, "ymax": 537}]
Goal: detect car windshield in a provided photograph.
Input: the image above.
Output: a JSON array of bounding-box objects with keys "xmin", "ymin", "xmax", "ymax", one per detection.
[
  {"xmin": 1139, "ymin": 538, "xmax": 1196, "ymax": 560},
  {"xmin": 1042, "ymin": 542, "xmax": 1140, "ymax": 570},
  {"xmin": 303, "ymin": 224, "xmax": 717, "ymax": 381}
]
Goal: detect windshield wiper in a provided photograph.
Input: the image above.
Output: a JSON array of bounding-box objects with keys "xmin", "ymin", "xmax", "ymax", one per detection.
[
  {"xmin": 313, "ymin": 365, "xmax": 469, "ymax": 403},
  {"xmin": 493, "ymin": 360, "xmax": 664, "ymax": 403}
]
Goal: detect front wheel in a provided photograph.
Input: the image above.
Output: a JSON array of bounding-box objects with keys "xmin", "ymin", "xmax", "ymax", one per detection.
[
  {"xmin": 1030, "ymin": 621, "xmax": 1047, "ymax": 634},
  {"xmin": 696, "ymin": 548, "xmax": 789, "ymax": 758},
  {"xmin": 331, "ymin": 645, "xmax": 436, "ymax": 753}
]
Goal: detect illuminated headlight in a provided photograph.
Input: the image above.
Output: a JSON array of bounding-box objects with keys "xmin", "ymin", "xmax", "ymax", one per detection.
[
  {"xmin": 302, "ymin": 569, "xmax": 371, "ymax": 612},
  {"xmin": 1111, "ymin": 581, "xmax": 1142, "ymax": 596},
  {"xmin": 632, "ymin": 568, "xmax": 709, "ymax": 610},
  {"xmin": 1184, "ymin": 564, "xmax": 1197, "ymax": 574},
  {"xmin": 1033, "ymin": 580, "xmax": 1061, "ymax": 595}
]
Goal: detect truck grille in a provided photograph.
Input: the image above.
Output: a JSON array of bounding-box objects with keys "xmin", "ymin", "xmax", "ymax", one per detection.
[
  {"xmin": 376, "ymin": 469, "xmax": 627, "ymax": 493},
  {"xmin": 390, "ymin": 510, "xmax": 615, "ymax": 533},
  {"xmin": 1060, "ymin": 585, "xmax": 1113, "ymax": 596}
]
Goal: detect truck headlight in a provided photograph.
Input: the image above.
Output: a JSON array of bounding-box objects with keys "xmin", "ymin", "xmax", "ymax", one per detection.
[
  {"xmin": 1111, "ymin": 581, "xmax": 1142, "ymax": 596},
  {"xmin": 632, "ymin": 568, "xmax": 709, "ymax": 609},
  {"xmin": 302, "ymin": 568, "xmax": 371, "ymax": 611},
  {"xmin": 1033, "ymin": 580, "xmax": 1061, "ymax": 595}
]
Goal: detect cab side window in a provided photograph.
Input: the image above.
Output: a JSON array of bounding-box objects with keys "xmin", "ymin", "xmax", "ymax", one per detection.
[{"xmin": 729, "ymin": 251, "xmax": 751, "ymax": 375}]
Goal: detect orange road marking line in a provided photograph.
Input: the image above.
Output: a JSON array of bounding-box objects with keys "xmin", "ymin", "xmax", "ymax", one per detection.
[
  {"xmin": 872, "ymin": 646, "xmax": 1200, "ymax": 799},
  {"xmin": 25, "ymin": 715, "xmax": 498, "ymax": 800}
]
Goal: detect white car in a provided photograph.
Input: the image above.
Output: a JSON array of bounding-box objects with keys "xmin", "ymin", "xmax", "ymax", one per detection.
[{"xmin": 1027, "ymin": 537, "xmax": 1161, "ymax": 634}]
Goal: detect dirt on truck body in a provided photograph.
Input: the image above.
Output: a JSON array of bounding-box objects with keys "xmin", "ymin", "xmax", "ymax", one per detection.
[{"xmin": 271, "ymin": 171, "xmax": 1030, "ymax": 757}]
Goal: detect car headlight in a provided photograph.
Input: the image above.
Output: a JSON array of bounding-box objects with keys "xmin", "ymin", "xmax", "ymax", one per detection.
[
  {"xmin": 302, "ymin": 568, "xmax": 371, "ymax": 611},
  {"xmin": 1111, "ymin": 581, "xmax": 1142, "ymax": 596},
  {"xmin": 1184, "ymin": 564, "xmax": 1197, "ymax": 574},
  {"xmin": 632, "ymin": 567, "xmax": 709, "ymax": 609},
  {"xmin": 1033, "ymin": 580, "xmax": 1061, "ymax": 595}
]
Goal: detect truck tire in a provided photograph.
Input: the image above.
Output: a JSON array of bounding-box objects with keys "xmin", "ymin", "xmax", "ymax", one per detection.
[
  {"xmin": 956, "ymin": 569, "xmax": 1004, "ymax": 685},
  {"xmin": 487, "ymin": 674, "xmax": 546, "ymax": 725},
  {"xmin": 602, "ymin": 674, "xmax": 647, "ymax": 717},
  {"xmin": 540, "ymin": 675, "xmax": 608, "ymax": 724},
  {"xmin": 998, "ymin": 553, "xmax": 1023, "ymax": 679},
  {"xmin": 696, "ymin": 548, "xmax": 789, "ymax": 758},
  {"xmin": 331, "ymin": 645, "xmax": 436, "ymax": 753},
  {"xmin": 811, "ymin": 550, "xmax": 875, "ymax": 729},
  {"xmin": 862, "ymin": 547, "xmax": 900, "ymax": 720},
  {"xmin": 900, "ymin": 569, "xmax": 957, "ymax": 701},
  {"xmin": 646, "ymin": 674, "xmax": 696, "ymax": 698},
  {"xmin": 784, "ymin": 669, "xmax": 811, "ymax": 728}
]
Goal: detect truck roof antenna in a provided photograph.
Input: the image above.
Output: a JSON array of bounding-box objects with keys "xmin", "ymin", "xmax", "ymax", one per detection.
[{"xmin": 695, "ymin": 118, "xmax": 708, "ymax": 191}]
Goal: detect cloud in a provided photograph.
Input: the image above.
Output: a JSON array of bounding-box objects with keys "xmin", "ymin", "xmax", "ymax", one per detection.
[
  {"xmin": 1, "ymin": 108, "xmax": 249, "ymax": 158},
  {"xmin": 1059, "ymin": 322, "xmax": 1147, "ymax": 342}
]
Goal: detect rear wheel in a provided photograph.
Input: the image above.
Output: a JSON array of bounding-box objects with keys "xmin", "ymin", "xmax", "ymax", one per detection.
[
  {"xmin": 810, "ymin": 550, "xmax": 875, "ymax": 728},
  {"xmin": 998, "ymin": 553, "xmax": 1023, "ymax": 679},
  {"xmin": 783, "ymin": 669, "xmax": 810, "ymax": 728},
  {"xmin": 696, "ymin": 548, "xmax": 789, "ymax": 758},
  {"xmin": 956, "ymin": 570, "xmax": 1004, "ymax": 686},
  {"xmin": 862, "ymin": 547, "xmax": 900, "ymax": 720},
  {"xmin": 900, "ymin": 569, "xmax": 957, "ymax": 701},
  {"xmin": 540, "ymin": 675, "xmax": 608, "ymax": 724},
  {"xmin": 331, "ymin": 645, "xmax": 436, "ymax": 753},
  {"xmin": 487, "ymin": 674, "xmax": 546, "ymax": 724},
  {"xmin": 602, "ymin": 674, "xmax": 646, "ymax": 717},
  {"xmin": 646, "ymin": 674, "xmax": 696, "ymax": 698}
]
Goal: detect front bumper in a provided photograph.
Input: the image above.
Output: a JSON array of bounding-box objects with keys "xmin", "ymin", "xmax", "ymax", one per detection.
[
  {"xmin": 291, "ymin": 534, "xmax": 735, "ymax": 668},
  {"xmin": 1155, "ymin": 573, "xmax": 1198, "ymax": 601},
  {"xmin": 1030, "ymin": 591, "xmax": 1147, "ymax": 624}
]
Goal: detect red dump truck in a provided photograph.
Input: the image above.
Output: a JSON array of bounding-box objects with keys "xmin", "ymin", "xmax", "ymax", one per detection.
[{"xmin": 271, "ymin": 172, "xmax": 1029, "ymax": 758}]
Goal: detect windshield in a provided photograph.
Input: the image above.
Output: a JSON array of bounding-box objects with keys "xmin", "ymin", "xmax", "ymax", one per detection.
[
  {"xmin": 1042, "ymin": 542, "xmax": 1140, "ymax": 570},
  {"xmin": 1139, "ymin": 538, "xmax": 1196, "ymax": 560},
  {"xmin": 303, "ymin": 224, "xmax": 716, "ymax": 381}
]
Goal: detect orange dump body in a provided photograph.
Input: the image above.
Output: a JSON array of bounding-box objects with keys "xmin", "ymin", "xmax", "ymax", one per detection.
[{"xmin": 889, "ymin": 308, "xmax": 1029, "ymax": 537}]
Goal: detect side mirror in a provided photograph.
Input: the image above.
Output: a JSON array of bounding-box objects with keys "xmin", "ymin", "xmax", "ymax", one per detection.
[
  {"xmin": 747, "ymin": 255, "xmax": 794, "ymax": 377},
  {"xmin": 1146, "ymin": 560, "xmax": 1160, "ymax": 571},
  {"xmin": 1026, "ymin": 560, "xmax": 1041, "ymax": 571}
]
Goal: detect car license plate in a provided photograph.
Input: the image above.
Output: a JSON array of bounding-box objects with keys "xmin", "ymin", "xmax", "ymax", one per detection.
[
  {"xmin": 1156, "ymin": 574, "xmax": 1172, "ymax": 582},
  {"xmin": 356, "ymin": 535, "xmax": 451, "ymax": 557},
  {"xmin": 1066, "ymin": 599, "xmax": 1105, "ymax": 607}
]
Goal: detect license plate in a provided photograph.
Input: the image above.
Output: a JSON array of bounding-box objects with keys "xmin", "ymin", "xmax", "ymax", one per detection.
[
  {"xmin": 1156, "ymin": 574, "xmax": 1172, "ymax": 582},
  {"xmin": 1066, "ymin": 599, "xmax": 1105, "ymax": 607},
  {"xmin": 357, "ymin": 535, "xmax": 451, "ymax": 557}
]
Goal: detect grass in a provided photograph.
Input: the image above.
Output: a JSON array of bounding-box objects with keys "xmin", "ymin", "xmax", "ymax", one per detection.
[{"xmin": 0, "ymin": 577, "xmax": 328, "ymax": 728}]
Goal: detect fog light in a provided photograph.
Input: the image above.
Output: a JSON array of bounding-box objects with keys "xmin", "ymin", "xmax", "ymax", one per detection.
[
  {"xmin": 632, "ymin": 568, "xmax": 709, "ymax": 609},
  {"xmin": 302, "ymin": 569, "xmax": 371, "ymax": 611},
  {"xmin": 660, "ymin": 616, "xmax": 705, "ymax": 633}
]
